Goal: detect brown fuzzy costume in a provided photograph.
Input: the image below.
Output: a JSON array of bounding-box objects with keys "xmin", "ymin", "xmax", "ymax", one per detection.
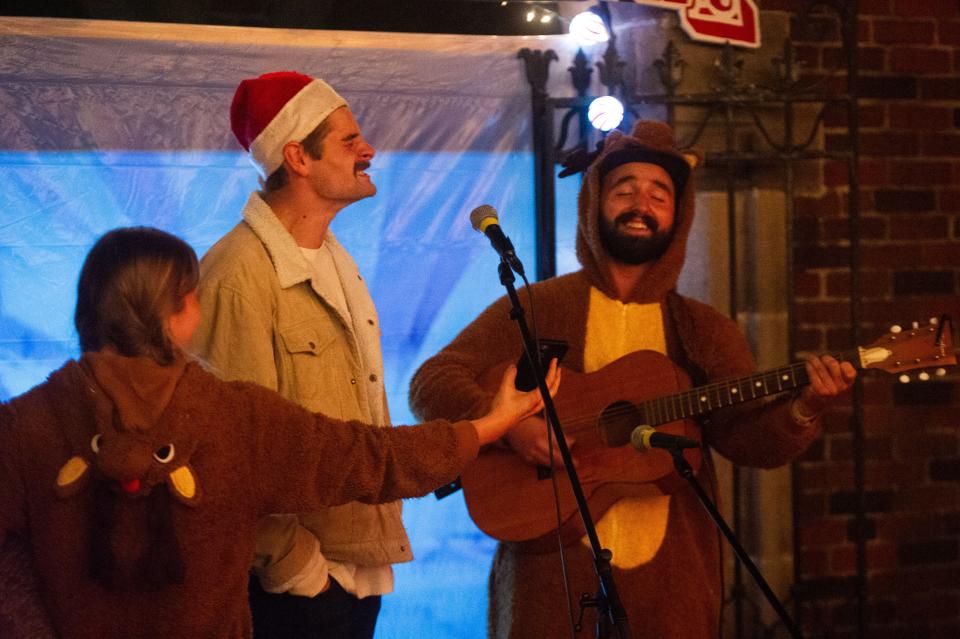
[
  {"xmin": 410, "ymin": 121, "xmax": 820, "ymax": 638},
  {"xmin": 0, "ymin": 352, "xmax": 478, "ymax": 639}
]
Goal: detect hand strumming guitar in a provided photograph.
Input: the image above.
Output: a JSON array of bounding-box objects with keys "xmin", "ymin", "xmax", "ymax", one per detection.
[
  {"xmin": 503, "ymin": 416, "xmax": 575, "ymax": 470},
  {"xmin": 472, "ymin": 359, "xmax": 561, "ymax": 446}
]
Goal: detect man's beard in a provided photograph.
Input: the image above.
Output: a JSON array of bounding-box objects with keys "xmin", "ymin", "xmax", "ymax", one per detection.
[{"xmin": 599, "ymin": 211, "xmax": 674, "ymax": 265}]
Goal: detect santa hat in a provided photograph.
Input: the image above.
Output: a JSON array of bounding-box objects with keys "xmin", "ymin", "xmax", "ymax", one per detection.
[{"xmin": 230, "ymin": 71, "xmax": 347, "ymax": 179}]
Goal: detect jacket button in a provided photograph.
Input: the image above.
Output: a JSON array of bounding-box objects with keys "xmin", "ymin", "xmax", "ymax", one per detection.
[
  {"xmin": 350, "ymin": 378, "xmax": 357, "ymax": 385},
  {"xmin": 369, "ymin": 374, "xmax": 378, "ymax": 382},
  {"xmin": 308, "ymin": 341, "xmax": 316, "ymax": 350},
  {"xmin": 367, "ymin": 319, "xmax": 375, "ymax": 325}
]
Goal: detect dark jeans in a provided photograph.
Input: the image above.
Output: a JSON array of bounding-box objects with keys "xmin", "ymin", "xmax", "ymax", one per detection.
[{"xmin": 249, "ymin": 574, "xmax": 381, "ymax": 639}]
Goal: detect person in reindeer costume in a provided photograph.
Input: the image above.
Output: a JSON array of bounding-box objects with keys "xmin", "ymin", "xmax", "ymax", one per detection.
[
  {"xmin": 410, "ymin": 120, "xmax": 855, "ymax": 638},
  {"xmin": 0, "ymin": 226, "xmax": 558, "ymax": 639}
]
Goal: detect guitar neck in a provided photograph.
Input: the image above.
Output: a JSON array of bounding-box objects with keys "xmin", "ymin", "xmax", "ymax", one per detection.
[{"xmin": 639, "ymin": 349, "xmax": 860, "ymax": 426}]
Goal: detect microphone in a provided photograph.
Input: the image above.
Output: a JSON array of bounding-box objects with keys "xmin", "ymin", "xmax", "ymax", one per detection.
[
  {"xmin": 630, "ymin": 426, "xmax": 700, "ymax": 453},
  {"xmin": 470, "ymin": 205, "xmax": 525, "ymax": 277}
]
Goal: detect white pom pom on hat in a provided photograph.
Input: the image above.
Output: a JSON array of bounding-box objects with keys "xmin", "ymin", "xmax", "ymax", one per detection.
[{"xmin": 230, "ymin": 71, "xmax": 347, "ymax": 179}]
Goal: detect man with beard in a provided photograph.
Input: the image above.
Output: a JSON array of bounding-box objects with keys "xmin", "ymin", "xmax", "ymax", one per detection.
[
  {"xmin": 409, "ymin": 120, "xmax": 855, "ymax": 638},
  {"xmin": 190, "ymin": 71, "xmax": 401, "ymax": 639}
]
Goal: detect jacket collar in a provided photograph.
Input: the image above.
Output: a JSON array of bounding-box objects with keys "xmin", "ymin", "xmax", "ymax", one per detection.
[{"xmin": 241, "ymin": 191, "xmax": 312, "ymax": 290}]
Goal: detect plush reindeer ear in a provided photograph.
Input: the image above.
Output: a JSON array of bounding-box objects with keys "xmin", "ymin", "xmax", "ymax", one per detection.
[
  {"xmin": 55, "ymin": 455, "xmax": 90, "ymax": 498},
  {"xmin": 166, "ymin": 464, "xmax": 202, "ymax": 506}
]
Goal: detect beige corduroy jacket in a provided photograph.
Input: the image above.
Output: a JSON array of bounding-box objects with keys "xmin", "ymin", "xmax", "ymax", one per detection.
[{"xmin": 191, "ymin": 193, "xmax": 413, "ymax": 591}]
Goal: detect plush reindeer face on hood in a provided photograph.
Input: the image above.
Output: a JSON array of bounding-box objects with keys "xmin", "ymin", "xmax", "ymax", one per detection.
[
  {"xmin": 55, "ymin": 351, "xmax": 201, "ymax": 507},
  {"xmin": 572, "ymin": 120, "xmax": 700, "ymax": 303}
]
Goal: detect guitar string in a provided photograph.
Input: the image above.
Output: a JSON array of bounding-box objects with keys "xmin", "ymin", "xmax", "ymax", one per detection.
[{"xmin": 546, "ymin": 361, "xmax": 814, "ymax": 436}]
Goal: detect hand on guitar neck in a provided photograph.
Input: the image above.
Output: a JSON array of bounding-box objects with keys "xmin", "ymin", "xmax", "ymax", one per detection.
[
  {"xmin": 472, "ymin": 359, "xmax": 561, "ymax": 446},
  {"xmin": 793, "ymin": 355, "xmax": 859, "ymax": 420}
]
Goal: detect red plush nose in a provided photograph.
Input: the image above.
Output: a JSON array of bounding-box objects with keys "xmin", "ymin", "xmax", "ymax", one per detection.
[{"xmin": 120, "ymin": 478, "xmax": 141, "ymax": 494}]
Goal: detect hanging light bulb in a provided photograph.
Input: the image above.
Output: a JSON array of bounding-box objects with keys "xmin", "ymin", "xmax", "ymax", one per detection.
[
  {"xmin": 569, "ymin": 9, "xmax": 609, "ymax": 46},
  {"xmin": 588, "ymin": 96, "xmax": 624, "ymax": 132}
]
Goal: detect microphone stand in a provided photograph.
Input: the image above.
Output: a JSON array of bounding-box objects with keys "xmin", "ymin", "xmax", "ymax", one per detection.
[
  {"xmin": 496, "ymin": 259, "xmax": 632, "ymax": 639},
  {"xmin": 664, "ymin": 445, "xmax": 802, "ymax": 639}
]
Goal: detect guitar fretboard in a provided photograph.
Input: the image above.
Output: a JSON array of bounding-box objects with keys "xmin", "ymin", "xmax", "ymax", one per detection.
[{"xmin": 638, "ymin": 350, "xmax": 857, "ymax": 426}]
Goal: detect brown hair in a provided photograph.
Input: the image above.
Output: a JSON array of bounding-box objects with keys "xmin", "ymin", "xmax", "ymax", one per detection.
[
  {"xmin": 262, "ymin": 117, "xmax": 333, "ymax": 192},
  {"xmin": 74, "ymin": 227, "xmax": 199, "ymax": 365}
]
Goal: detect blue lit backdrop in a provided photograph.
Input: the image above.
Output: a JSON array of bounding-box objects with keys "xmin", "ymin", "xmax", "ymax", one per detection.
[{"xmin": 0, "ymin": 18, "xmax": 583, "ymax": 638}]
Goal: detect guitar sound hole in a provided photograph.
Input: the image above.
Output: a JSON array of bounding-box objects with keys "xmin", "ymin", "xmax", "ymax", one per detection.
[{"xmin": 598, "ymin": 401, "xmax": 643, "ymax": 447}]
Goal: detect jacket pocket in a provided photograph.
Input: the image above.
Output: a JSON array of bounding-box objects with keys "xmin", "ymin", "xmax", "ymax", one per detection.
[
  {"xmin": 278, "ymin": 323, "xmax": 343, "ymax": 409},
  {"xmin": 280, "ymin": 324, "xmax": 336, "ymax": 357}
]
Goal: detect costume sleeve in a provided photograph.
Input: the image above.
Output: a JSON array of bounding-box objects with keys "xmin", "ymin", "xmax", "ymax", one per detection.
[
  {"xmin": 679, "ymin": 300, "xmax": 820, "ymax": 468},
  {"xmin": 0, "ymin": 409, "xmax": 53, "ymax": 639},
  {"xmin": 409, "ymin": 295, "xmax": 518, "ymax": 421},
  {"xmin": 0, "ymin": 535, "xmax": 57, "ymax": 639},
  {"xmin": 0, "ymin": 404, "xmax": 27, "ymax": 539},
  {"xmin": 234, "ymin": 382, "xmax": 480, "ymax": 516},
  {"xmin": 191, "ymin": 279, "xmax": 278, "ymax": 391}
]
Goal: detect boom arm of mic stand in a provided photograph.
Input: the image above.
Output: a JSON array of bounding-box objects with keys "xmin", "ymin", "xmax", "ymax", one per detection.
[
  {"xmin": 666, "ymin": 449, "xmax": 803, "ymax": 639},
  {"xmin": 496, "ymin": 260, "xmax": 632, "ymax": 639}
]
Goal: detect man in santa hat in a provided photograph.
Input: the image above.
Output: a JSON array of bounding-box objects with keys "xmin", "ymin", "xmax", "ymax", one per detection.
[{"xmin": 191, "ymin": 71, "xmax": 401, "ymax": 639}]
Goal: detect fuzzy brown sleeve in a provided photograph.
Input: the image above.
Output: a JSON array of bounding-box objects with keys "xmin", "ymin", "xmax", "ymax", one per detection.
[
  {"xmin": 0, "ymin": 535, "xmax": 57, "ymax": 639},
  {"xmin": 220, "ymin": 378, "xmax": 479, "ymax": 516},
  {"xmin": 409, "ymin": 294, "xmax": 520, "ymax": 422},
  {"xmin": 673, "ymin": 295, "xmax": 820, "ymax": 468}
]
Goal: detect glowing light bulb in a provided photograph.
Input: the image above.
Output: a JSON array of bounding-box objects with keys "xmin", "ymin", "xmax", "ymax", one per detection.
[
  {"xmin": 570, "ymin": 10, "xmax": 609, "ymax": 46},
  {"xmin": 588, "ymin": 96, "xmax": 624, "ymax": 132},
  {"xmin": 526, "ymin": 10, "xmax": 535, "ymax": 22}
]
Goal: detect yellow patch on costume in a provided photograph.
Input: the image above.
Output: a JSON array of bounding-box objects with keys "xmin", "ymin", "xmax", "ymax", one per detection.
[
  {"xmin": 168, "ymin": 465, "xmax": 198, "ymax": 501},
  {"xmin": 581, "ymin": 288, "xmax": 672, "ymax": 569},
  {"xmin": 56, "ymin": 456, "xmax": 89, "ymax": 488}
]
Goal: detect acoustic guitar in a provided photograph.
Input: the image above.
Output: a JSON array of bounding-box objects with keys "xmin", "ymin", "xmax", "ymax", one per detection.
[{"xmin": 461, "ymin": 319, "xmax": 957, "ymax": 544}]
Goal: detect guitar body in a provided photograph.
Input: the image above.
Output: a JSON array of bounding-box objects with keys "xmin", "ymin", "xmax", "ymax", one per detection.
[{"xmin": 461, "ymin": 350, "xmax": 702, "ymax": 545}]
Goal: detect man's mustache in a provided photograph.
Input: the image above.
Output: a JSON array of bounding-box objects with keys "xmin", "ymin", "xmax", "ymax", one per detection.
[{"xmin": 613, "ymin": 211, "xmax": 659, "ymax": 233}]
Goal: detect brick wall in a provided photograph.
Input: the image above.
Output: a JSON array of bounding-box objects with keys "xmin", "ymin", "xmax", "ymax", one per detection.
[{"xmin": 769, "ymin": 1, "xmax": 960, "ymax": 637}]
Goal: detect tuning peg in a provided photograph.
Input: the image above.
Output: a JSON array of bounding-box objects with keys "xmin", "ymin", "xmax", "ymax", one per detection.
[
  {"xmin": 935, "ymin": 368, "xmax": 947, "ymax": 377},
  {"xmin": 930, "ymin": 317, "xmax": 939, "ymax": 326},
  {"xmin": 912, "ymin": 321, "xmax": 920, "ymax": 330},
  {"xmin": 899, "ymin": 374, "xmax": 911, "ymax": 383},
  {"xmin": 890, "ymin": 325, "xmax": 902, "ymax": 334},
  {"xmin": 919, "ymin": 372, "xmax": 930, "ymax": 381}
]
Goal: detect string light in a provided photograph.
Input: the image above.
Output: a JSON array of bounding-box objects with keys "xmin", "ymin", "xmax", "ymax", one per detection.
[
  {"xmin": 505, "ymin": 1, "xmax": 560, "ymax": 27},
  {"xmin": 588, "ymin": 96, "xmax": 624, "ymax": 132},
  {"xmin": 569, "ymin": 9, "xmax": 609, "ymax": 45}
]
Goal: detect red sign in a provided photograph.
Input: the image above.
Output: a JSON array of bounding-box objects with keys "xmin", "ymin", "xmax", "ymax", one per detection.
[{"xmin": 634, "ymin": 0, "xmax": 760, "ymax": 49}]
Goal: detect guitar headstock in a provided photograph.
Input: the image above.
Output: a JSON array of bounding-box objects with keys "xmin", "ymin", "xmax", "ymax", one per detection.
[{"xmin": 858, "ymin": 316, "xmax": 957, "ymax": 377}]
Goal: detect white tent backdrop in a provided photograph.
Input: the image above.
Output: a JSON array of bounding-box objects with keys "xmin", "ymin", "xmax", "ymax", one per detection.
[
  {"xmin": 0, "ymin": 14, "xmax": 732, "ymax": 636},
  {"xmin": 0, "ymin": 16, "xmax": 591, "ymax": 637}
]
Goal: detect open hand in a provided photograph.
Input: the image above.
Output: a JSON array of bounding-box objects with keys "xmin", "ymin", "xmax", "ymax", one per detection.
[{"xmin": 472, "ymin": 359, "xmax": 561, "ymax": 446}]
